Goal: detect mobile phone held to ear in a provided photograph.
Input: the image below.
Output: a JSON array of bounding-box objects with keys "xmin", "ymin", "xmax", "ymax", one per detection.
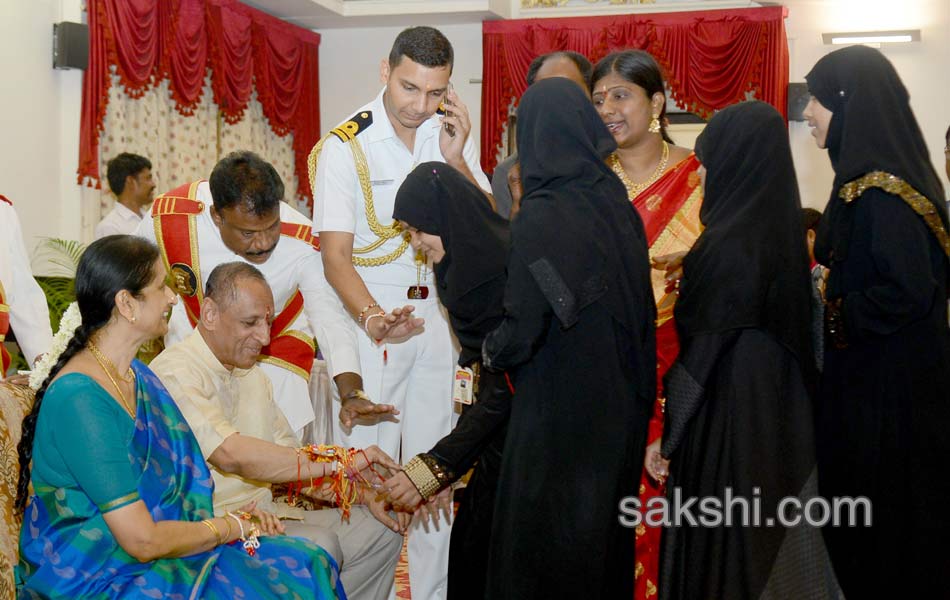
[{"xmin": 438, "ymin": 82, "xmax": 456, "ymax": 137}]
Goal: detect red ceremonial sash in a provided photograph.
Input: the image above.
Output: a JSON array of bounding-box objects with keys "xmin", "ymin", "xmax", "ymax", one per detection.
[
  {"xmin": 259, "ymin": 288, "xmax": 316, "ymax": 380},
  {"xmin": 153, "ymin": 181, "xmax": 206, "ymax": 328},
  {"xmin": 152, "ymin": 181, "xmax": 319, "ymax": 380}
]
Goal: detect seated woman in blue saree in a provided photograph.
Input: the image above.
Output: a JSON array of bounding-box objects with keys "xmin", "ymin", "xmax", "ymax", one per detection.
[{"xmin": 15, "ymin": 235, "xmax": 346, "ymax": 599}]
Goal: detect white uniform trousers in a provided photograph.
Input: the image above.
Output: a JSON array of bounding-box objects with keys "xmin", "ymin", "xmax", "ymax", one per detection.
[{"xmin": 333, "ymin": 282, "xmax": 458, "ymax": 600}]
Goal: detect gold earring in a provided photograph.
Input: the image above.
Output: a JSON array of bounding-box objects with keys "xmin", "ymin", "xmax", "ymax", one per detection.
[
  {"xmin": 129, "ymin": 315, "xmax": 137, "ymax": 324},
  {"xmin": 648, "ymin": 114, "xmax": 661, "ymax": 134}
]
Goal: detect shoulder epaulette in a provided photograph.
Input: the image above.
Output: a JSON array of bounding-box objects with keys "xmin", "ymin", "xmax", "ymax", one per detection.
[
  {"xmin": 0, "ymin": 194, "xmax": 12, "ymax": 206},
  {"xmin": 330, "ymin": 111, "xmax": 373, "ymax": 143},
  {"xmin": 151, "ymin": 181, "xmax": 205, "ymax": 217},
  {"xmin": 280, "ymin": 222, "xmax": 320, "ymax": 252}
]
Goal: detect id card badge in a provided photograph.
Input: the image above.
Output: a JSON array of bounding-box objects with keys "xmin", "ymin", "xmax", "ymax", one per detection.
[{"xmin": 453, "ymin": 366, "xmax": 474, "ymax": 405}]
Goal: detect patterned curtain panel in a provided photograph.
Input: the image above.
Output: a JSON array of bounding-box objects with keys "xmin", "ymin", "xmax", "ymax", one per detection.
[
  {"xmin": 79, "ymin": 0, "xmax": 320, "ymax": 209},
  {"xmin": 480, "ymin": 5, "xmax": 789, "ymax": 173},
  {"xmin": 97, "ymin": 70, "xmax": 299, "ymax": 219}
]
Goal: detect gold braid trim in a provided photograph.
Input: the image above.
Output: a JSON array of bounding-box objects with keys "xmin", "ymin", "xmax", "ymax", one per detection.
[
  {"xmin": 308, "ymin": 133, "xmax": 409, "ymax": 267},
  {"xmin": 839, "ymin": 171, "xmax": 950, "ymax": 258}
]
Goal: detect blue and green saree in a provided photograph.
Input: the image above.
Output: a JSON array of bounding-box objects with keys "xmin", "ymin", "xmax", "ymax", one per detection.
[{"xmin": 18, "ymin": 360, "xmax": 345, "ymax": 599}]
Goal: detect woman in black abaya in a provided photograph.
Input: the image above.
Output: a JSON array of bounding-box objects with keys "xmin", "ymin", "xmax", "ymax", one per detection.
[
  {"xmin": 482, "ymin": 77, "xmax": 656, "ymax": 599},
  {"xmin": 383, "ymin": 162, "xmax": 512, "ymax": 600},
  {"xmin": 804, "ymin": 45, "xmax": 950, "ymax": 598},
  {"xmin": 656, "ymin": 101, "xmax": 837, "ymax": 599}
]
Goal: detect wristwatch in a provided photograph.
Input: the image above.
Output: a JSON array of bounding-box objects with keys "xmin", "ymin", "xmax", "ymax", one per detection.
[{"xmin": 341, "ymin": 389, "xmax": 371, "ymax": 404}]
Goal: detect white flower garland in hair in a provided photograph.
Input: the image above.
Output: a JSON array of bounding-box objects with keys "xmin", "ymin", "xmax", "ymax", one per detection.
[{"xmin": 29, "ymin": 302, "xmax": 82, "ymax": 391}]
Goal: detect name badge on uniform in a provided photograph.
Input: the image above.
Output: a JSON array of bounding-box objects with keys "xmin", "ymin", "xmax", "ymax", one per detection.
[
  {"xmin": 371, "ymin": 179, "xmax": 394, "ymax": 186},
  {"xmin": 453, "ymin": 367, "xmax": 474, "ymax": 405}
]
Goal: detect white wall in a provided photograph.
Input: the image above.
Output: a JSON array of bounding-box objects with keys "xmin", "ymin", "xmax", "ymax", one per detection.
[
  {"xmin": 0, "ymin": 0, "xmax": 84, "ymax": 258},
  {"xmin": 318, "ymin": 22, "xmax": 485, "ymax": 165},
  {"xmin": 785, "ymin": 0, "xmax": 950, "ymax": 208}
]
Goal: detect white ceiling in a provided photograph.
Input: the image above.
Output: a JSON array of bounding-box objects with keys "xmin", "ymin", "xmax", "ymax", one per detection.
[{"xmin": 242, "ymin": 0, "xmax": 500, "ymax": 30}]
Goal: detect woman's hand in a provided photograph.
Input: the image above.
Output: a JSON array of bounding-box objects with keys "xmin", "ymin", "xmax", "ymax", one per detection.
[
  {"xmin": 652, "ymin": 251, "xmax": 687, "ymax": 294},
  {"xmin": 381, "ymin": 471, "xmax": 424, "ymax": 512},
  {"xmin": 237, "ymin": 501, "xmax": 284, "ymax": 536},
  {"xmin": 413, "ymin": 487, "xmax": 453, "ymax": 532},
  {"xmin": 643, "ymin": 438, "xmax": 670, "ymax": 486}
]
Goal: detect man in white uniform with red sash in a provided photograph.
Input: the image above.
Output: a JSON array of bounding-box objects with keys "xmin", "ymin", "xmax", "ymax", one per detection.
[
  {"xmin": 0, "ymin": 195, "xmax": 53, "ymax": 381},
  {"xmin": 135, "ymin": 151, "xmax": 417, "ymax": 439}
]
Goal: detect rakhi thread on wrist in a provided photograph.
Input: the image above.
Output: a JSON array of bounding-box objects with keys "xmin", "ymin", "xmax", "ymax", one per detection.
[
  {"xmin": 363, "ymin": 311, "xmax": 389, "ymax": 363},
  {"xmin": 293, "ymin": 444, "xmax": 379, "ymax": 521},
  {"xmin": 227, "ymin": 511, "xmax": 260, "ymax": 556}
]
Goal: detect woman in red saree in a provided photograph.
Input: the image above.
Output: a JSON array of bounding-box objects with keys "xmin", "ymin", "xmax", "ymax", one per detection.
[{"xmin": 592, "ymin": 50, "xmax": 702, "ymax": 599}]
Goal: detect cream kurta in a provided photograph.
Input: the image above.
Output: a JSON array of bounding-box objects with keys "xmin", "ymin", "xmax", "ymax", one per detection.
[{"xmin": 151, "ymin": 329, "xmax": 303, "ymax": 517}]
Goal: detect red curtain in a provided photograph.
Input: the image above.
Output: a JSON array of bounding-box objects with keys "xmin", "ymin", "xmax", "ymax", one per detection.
[
  {"xmin": 78, "ymin": 0, "xmax": 322, "ymax": 201},
  {"xmin": 481, "ymin": 6, "xmax": 789, "ymax": 173}
]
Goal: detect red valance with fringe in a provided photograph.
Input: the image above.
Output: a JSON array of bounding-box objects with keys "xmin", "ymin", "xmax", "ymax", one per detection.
[
  {"xmin": 78, "ymin": 0, "xmax": 321, "ymax": 201},
  {"xmin": 481, "ymin": 6, "xmax": 789, "ymax": 173}
]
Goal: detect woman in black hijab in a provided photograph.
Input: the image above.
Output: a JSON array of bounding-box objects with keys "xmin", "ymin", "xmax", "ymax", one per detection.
[
  {"xmin": 656, "ymin": 101, "xmax": 838, "ymax": 599},
  {"xmin": 384, "ymin": 162, "xmax": 512, "ymax": 600},
  {"xmin": 804, "ymin": 45, "xmax": 950, "ymax": 598},
  {"xmin": 482, "ymin": 77, "xmax": 656, "ymax": 599}
]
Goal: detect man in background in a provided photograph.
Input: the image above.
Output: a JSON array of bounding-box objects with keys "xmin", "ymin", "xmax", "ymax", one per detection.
[
  {"xmin": 95, "ymin": 152, "xmax": 155, "ymax": 239},
  {"xmin": 490, "ymin": 51, "xmax": 593, "ymax": 218}
]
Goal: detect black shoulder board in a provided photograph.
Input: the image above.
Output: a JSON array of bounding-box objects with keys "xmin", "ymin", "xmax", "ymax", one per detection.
[{"xmin": 331, "ymin": 111, "xmax": 373, "ymax": 143}]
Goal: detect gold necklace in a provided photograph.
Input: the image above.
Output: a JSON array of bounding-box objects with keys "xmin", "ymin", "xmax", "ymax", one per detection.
[
  {"xmin": 88, "ymin": 340, "xmax": 134, "ymax": 383},
  {"xmin": 88, "ymin": 341, "xmax": 136, "ymax": 419},
  {"xmin": 610, "ymin": 141, "xmax": 670, "ymax": 200}
]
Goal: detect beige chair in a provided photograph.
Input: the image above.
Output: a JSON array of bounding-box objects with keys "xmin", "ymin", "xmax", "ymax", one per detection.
[{"xmin": 0, "ymin": 383, "xmax": 34, "ymax": 600}]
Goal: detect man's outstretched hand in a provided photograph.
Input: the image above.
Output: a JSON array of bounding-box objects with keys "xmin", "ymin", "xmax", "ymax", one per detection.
[{"xmin": 366, "ymin": 305, "xmax": 424, "ymax": 341}]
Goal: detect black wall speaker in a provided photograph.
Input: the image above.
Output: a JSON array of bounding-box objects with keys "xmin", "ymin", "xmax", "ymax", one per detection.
[
  {"xmin": 53, "ymin": 22, "xmax": 89, "ymax": 70},
  {"xmin": 788, "ymin": 82, "xmax": 809, "ymax": 122}
]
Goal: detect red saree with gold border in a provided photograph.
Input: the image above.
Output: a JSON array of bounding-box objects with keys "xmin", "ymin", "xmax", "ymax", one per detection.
[{"xmin": 630, "ymin": 154, "xmax": 703, "ymax": 599}]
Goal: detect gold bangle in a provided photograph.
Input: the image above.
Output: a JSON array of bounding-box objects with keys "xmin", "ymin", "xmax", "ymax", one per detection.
[
  {"xmin": 222, "ymin": 515, "xmax": 232, "ymax": 541},
  {"xmin": 404, "ymin": 456, "xmax": 441, "ymax": 499},
  {"xmin": 201, "ymin": 518, "xmax": 222, "ymax": 545}
]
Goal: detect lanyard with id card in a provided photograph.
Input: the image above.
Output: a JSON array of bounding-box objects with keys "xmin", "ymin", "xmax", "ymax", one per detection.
[{"xmin": 453, "ymin": 366, "xmax": 474, "ymax": 405}]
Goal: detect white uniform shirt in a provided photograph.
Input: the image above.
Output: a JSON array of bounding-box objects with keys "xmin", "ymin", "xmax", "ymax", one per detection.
[
  {"xmin": 94, "ymin": 202, "xmax": 147, "ymax": 239},
  {"xmin": 0, "ymin": 201, "xmax": 53, "ymax": 365},
  {"xmin": 313, "ymin": 87, "xmax": 491, "ymax": 287},
  {"xmin": 134, "ymin": 181, "xmax": 360, "ymax": 432}
]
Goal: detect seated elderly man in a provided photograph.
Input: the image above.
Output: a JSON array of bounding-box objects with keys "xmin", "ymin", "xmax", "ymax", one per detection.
[{"xmin": 151, "ymin": 262, "xmax": 404, "ymax": 600}]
